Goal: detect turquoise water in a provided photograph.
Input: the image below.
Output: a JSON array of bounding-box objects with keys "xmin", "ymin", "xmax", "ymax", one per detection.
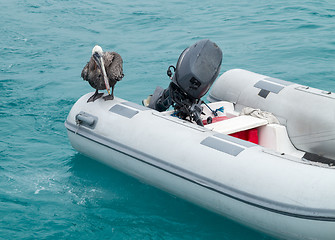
[{"xmin": 1, "ymin": 0, "xmax": 335, "ymax": 239}]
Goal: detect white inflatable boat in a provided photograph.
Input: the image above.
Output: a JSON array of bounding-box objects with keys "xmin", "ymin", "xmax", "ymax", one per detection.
[{"xmin": 66, "ymin": 41, "xmax": 335, "ymax": 240}]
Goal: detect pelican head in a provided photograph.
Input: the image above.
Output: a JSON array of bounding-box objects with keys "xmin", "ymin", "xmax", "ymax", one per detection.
[
  {"xmin": 92, "ymin": 45, "xmax": 104, "ymax": 68},
  {"xmin": 92, "ymin": 45, "xmax": 103, "ymax": 56}
]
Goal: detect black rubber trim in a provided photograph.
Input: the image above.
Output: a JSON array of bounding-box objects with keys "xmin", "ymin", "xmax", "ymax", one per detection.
[
  {"xmin": 303, "ymin": 152, "xmax": 335, "ymax": 166},
  {"xmin": 258, "ymin": 89, "xmax": 270, "ymax": 98}
]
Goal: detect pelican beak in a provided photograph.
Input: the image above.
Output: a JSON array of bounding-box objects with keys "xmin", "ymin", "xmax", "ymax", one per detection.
[
  {"xmin": 93, "ymin": 52, "xmax": 102, "ymax": 68},
  {"xmin": 93, "ymin": 53, "xmax": 111, "ymax": 95}
]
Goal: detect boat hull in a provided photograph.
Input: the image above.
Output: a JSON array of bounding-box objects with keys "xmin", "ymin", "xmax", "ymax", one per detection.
[{"xmin": 66, "ymin": 92, "xmax": 335, "ymax": 240}]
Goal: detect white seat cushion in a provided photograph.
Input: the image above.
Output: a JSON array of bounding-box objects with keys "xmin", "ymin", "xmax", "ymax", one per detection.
[{"xmin": 205, "ymin": 115, "xmax": 268, "ymax": 134}]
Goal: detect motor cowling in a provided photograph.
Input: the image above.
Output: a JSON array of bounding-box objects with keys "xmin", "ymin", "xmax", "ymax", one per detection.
[{"xmin": 172, "ymin": 39, "xmax": 223, "ymax": 99}]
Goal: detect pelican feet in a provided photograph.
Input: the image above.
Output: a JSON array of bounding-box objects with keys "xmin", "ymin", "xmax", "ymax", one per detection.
[
  {"xmin": 103, "ymin": 94, "xmax": 114, "ymax": 101},
  {"xmin": 87, "ymin": 90, "xmax": 104, "ymax": 102}
]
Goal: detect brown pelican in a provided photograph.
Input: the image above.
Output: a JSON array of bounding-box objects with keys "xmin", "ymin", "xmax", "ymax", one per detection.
[{"xmin": 81, "ymin": 45, "xmax": 124, "ymax": 102}]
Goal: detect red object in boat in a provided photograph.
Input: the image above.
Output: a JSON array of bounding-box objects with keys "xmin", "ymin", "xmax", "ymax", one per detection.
[
  {"xmin": 202, "ymin": 116, "xmax": 229, "ymax": 125},
  {"xmin": 202, "ymin": 116, "xmax": 258, "ymax": 144},
  {"xmin": 230, "ymin": 128, "xmax": 258, "ymax": 144}
]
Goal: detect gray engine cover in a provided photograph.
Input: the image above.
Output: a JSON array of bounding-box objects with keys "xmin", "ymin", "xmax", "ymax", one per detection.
[{"xmin": 208, "ymin": 69, "xmax": 335, "ymax": 160}]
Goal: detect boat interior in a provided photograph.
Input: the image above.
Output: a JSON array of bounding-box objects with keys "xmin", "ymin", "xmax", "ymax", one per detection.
[{"xmin": 161, "ymin": 101, "xmax": 335, "ymax": 167}]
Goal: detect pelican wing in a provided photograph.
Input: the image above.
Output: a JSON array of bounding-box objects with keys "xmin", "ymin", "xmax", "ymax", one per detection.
[
  {"xmin": 104, "ymin": 52, "xmax": 124, "ymax": 81},
  {"xmin": 81, "ymin": 62, "xmax": 89, "ymax": 80}
]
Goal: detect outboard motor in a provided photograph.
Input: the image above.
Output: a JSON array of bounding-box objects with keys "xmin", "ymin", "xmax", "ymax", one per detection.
[{"xmin": 146, "ymin": 39, "xmax": 223, "ymax": 126}]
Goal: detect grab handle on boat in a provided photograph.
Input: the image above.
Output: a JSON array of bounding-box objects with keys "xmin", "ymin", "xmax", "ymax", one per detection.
[{"xmin": 75, "ymin": 112, "xmax": 96, "ymax": 127}]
